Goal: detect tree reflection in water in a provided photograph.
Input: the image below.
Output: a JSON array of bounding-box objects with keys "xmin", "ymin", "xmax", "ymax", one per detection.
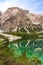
[{"xmin": 9, "ymin": 39, "xmax": 43, "ymax": 64}]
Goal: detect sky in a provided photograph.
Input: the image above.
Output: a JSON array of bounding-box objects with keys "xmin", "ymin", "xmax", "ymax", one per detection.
[{"xmin": 0, "ymin": 0, "xmax": 43, "ymax": 14}]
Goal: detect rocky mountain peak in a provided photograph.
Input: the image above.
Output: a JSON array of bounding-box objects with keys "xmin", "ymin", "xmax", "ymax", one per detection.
[
  {"xmin": 8, "ymin": 7, "xmax": 19, "ymax": 10},
  {"xmin": 0, "ymin": 11, "xmax": 2, "ymax": 24},
  {"xmin": 29, "ymin": 13, "xmax": 39, "ymax": 24},
  {"xmin": 0, "ymin": 7, "xmax": 43, "ymax": 32},
  {"xmin": 0, "ymin": 11, "xmax": 2, "ymax": 16}
]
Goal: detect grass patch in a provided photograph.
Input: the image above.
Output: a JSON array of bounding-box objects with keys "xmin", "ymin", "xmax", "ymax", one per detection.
[{"xmin": 4, "ymin": 31, "xmax": 43, "ymax": 39}]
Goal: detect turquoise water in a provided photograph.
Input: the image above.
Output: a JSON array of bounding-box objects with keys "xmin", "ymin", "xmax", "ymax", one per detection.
[{"xmin": 8, "ymin": 39, "xmax": 43, "ymax": 64}]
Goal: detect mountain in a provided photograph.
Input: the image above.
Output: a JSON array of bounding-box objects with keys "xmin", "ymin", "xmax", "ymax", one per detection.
[
  {"xmin": 0, "ymin": 7, "xmax": 43, "ymax": 32},
  {"xmin": 0, "ymin": 11, "xmax": 2, "ymax": 24}
]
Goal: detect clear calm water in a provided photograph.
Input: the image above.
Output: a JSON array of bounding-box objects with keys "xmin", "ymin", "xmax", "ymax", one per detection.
[{"xmin": 8, "ymin": 39, "xmax": 43, "ymax": 65}]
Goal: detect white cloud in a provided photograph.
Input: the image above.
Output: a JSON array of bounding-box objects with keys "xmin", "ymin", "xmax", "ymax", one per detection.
[
  {"xmin": 0, "ymin": 0, "xmax": 43, "ymax": 14},
  {"xmin": 0, "ymin": 1, "xmax": 12, "ymax": 12},
  {"xmin": 0, "ymin": 0, "xmax": 21, "ymax": 12}
]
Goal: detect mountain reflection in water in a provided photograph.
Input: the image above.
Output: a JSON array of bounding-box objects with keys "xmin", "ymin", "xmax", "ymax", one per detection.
[{"xmin": 8, "ymin": 39, "xmax": 43, "ymax": 64}]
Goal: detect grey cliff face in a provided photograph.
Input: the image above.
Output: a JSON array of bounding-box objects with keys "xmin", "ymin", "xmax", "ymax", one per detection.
[{"xmin": 0, "ymin": 7, "xmax": 43, "ymax": 32}]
